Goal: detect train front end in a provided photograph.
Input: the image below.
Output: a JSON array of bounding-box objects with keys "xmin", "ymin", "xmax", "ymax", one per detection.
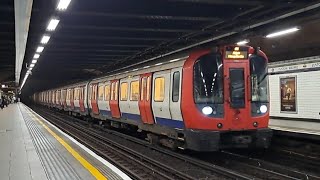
[{"xmin": 181, "ymin": 45, "xmax": 272, "ymax": 151}]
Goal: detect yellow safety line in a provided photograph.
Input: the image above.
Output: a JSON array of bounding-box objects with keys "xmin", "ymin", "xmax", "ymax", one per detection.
[{"xmin": 28, "ymin": 111, "xmax": 107, "ymax": 180}]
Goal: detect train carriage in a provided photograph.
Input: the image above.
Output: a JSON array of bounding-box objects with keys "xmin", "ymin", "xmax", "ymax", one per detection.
[{"xmin": 35, "ymin": 45, "xmax": 272, "ymax": 151}]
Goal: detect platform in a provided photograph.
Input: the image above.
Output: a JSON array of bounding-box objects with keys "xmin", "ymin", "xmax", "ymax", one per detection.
[{"xmin": 0, "ymin": 103, "xmax": 131, "ymax": 180}]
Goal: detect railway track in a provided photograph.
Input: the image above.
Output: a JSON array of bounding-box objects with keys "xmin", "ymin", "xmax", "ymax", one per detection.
[
  {"xmin": 32, "ymin": 106, "xmax": 320, "ymax": 180},
  {"xmin": 33, "ymin": 107, "xmax": 249, "ymax": 180}
]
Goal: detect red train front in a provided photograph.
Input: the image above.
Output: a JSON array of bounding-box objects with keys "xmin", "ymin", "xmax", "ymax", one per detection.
[{"xmin": 181, "ymin": 46, "xmax": 272, "ymax": 151}]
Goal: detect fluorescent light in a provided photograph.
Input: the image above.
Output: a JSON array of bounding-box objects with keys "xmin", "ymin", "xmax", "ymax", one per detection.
[
  {"xmin": 143, "ymin": 66, "xmax": 150, "ymax": 69},
  {"xmin": 47, "ymin": 19, "xmax": 60, "ymax": 31},
  {"xmin": 266, "ymin": 27, "xmax": 299, "ymax": 38},
  {"xmin": 1, "ymin": 85, "xmax": 5, "ymax": 88},
  {"xmin": 36, "ymin": 46, "xmax": 44, "ymax": 53},
  {"xmin": 32, "ymin": 59, "xmax": 37, "ymax": 64},
  {"xmin": 132, "ymin": 68, "xmax": 138, "ymax": 71},
  {"xmin": 30, "ymin": 64, "xmax": 35, "ymax": 68},
  {"xmin": 236, "ymin": 40, "xmax": 249, "ymax": 45},
  {"xmin": 57, "ymin": 0, "xmax": 71, "ymax": 11},
  {"xmin": 155, "ymin": 63, "xmax": 163, "ymax": 66},
  {"xmin": 34, "ymin": 54, "xmax": 40, "ymax": 59},
  {"xmin": 41, "ymin": 35, "xmax": 50, "ymax": 44},
  {"xmin": 169, "ymin": 58, "xmax": 180, "ymax": 62}
]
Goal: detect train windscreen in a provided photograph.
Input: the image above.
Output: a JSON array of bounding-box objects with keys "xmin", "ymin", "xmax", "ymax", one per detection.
[
  {"xmin": 250, "ymin": 55, "xmax": 268, "ymax": 102},
  {"xmin": 193, "ymin": 53, "xmax": 224, "ymax": 104}
]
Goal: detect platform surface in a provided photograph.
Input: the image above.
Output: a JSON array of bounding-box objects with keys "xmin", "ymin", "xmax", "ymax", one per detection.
[
  {"xmin": 0, "ymin": 103, "xmax": 130, "ymax": 180},
  {"xmin": 269, "ymin": 118, "xmax": 320, "ymax": 135}
]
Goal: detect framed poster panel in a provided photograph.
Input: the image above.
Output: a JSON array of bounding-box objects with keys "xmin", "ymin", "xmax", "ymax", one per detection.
[{"xmin": 280, "ymin": 76, "xmax": 297, "ymax": 113}]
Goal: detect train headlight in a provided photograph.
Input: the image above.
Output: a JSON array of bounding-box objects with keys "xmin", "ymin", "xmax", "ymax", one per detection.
[
  {"xmin": 260, "ymin": 105, "xmax": 268, "ymax": 113},
  {"xmin": 202, "ymin": 106, "xmax": 213, "ymax": 115}
]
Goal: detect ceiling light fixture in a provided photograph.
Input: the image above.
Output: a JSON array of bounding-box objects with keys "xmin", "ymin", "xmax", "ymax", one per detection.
[
  {"xmin": 47, "ymin": 18, "xmax": 60, "ymax": 31},
  {"xmin": 236, "ymin": 40, "xmax": 249, "ymax": 45},
  {"xmin": 57, "ymin": 0, "xmax": 71, "ymax": 11},
  {"xmin": 36, "ymin": 46, "xmax": 44, "ymax": 53},
  {"xmin": 155, "ymin": 63, "xmax": 163, "ymax": 66},
  {"xmin": 30, "ymin": 64, "xmax": 35, "ymax": 68},
  {"xmin": 169, "ymin": 58, "xmax": 180, "ymax": 63},
  {"xmin": 41, "ymin": 35, "xmax": 50, "ymax": 44},
  {"xmin": 34, "ymin": 54, "xmax": 40, "ymax": 59},
  {"xmin": 32, "ymin": 60, "xmax": 37, "ymax": 64},
  {"xmin": 266, "ymin": 27, "xmax": 299, "ymax": 38}
]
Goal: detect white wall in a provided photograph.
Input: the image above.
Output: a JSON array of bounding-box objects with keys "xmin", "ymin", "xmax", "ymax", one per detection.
[{"xmin": 269, "ymin": 71, "xmax": 320, "ymax": 120}]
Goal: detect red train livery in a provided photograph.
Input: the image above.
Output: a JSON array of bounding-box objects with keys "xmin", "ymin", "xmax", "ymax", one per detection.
[{"xmin": 33, "ymin": 45, "xmax": 272, "ymax": 151}]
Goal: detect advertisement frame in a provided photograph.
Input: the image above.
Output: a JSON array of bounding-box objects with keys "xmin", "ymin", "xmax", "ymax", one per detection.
[{"xmin": 280, "ymin": 75, "xmax": 297, "ymax": 113}]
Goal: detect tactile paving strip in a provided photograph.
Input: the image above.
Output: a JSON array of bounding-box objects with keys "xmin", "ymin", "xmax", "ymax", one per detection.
[{"xmin": 19, "ymin": 105, "xmax": 82, "ymax": 180}]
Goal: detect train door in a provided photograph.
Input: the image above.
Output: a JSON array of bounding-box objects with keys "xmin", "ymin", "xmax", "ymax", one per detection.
[
  {"xmin": 109, "ymin": 80, "xmax": 121, "ymax": 118},
  {"xmin": 224, "ymin": 61, "xmax": 251, "ymax": 129},
  {"xmin": 74, "ymin": 88, "xmax": 80, "ymax": 111},
  {"xmin": 103, "ymin": 82, "xmax": 112, "ymax": 117},
  {"xmin": 152, "ymin": 70, "xmax": 172, "ymax": 126},
  {"xmin": 169, "ymin": 68, "xmax": 184, "ymax": 128},
  {"xmin": 97, "ymin": 83, "xmax": 107, "ymax": 116},
  {"xmin": 79, "ymin": 86, "xmax": 85, "ymax": 112},
  {"xmin": 127, "ymin": 77, "xmax": 140, "ymax": 121},
  {"xmin": 90, "ymin": 84, "xmax": 99, "ymax": 115},
  {"xmin": 119, "ymin": 79, "xmax": 129, "ymax": 118},
  {"xmin": 139, "ymin": 73, "xmax": 155, "ymax": 124},
  {"xmin": 70, "ymin": 88, "xmax": 75, "ymax": 110}
]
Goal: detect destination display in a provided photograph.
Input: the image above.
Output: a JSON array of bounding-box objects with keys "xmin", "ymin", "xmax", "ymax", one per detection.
[{"xmin": 225, "ymin": 46, "xmax": 248, "ymax": 59}]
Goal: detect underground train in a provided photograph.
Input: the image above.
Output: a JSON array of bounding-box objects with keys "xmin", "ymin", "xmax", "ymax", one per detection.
[{"xmin": 33, "ymin": 45, "xmax": 272, "ymax": 151}]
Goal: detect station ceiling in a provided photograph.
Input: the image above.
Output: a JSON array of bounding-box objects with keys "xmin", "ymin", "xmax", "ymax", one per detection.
[
  {"xmin": 4, "ymin": 0, "xmax": 320, "ymax": 95},
  {"xmin": 0, "ymin": 0, "xmax": 15, "ymax": 86}
]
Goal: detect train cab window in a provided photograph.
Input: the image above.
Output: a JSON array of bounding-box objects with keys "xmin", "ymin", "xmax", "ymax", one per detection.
[
  {"xmin": 130, "ymin": 81, "xmax": 139, "ymax": 101},
  {"xmin": 154, "ymin": 77, "xmax": 165, "ymax": 102},
  {"xmin": 250, "ymin": 55, "xmax": 268, "ymax": 102},
  {"xmin": 194, "ymin": 53, "xmax": 224, "ymax": 104},
  {"xmin": 98, "ymin": 85, "xmax": 104, "ymax": 100},
  {"xmin": 120, "ymin": 82, "xmax": 128, "ymax": 101},
  {"xmin": 105, "ymin": 85, "xmax": 110, "ymax": 101},
  {"xmin": 172, "ymin": 72, "xmax": 180, "ymax": 102},
  {"xmin": 141, "ymin": 78, "xmax": 147, "ymax": 101}
]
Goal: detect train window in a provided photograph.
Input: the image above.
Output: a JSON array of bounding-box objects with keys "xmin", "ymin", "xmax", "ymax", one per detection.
[
  {"xmin": 147, "ymin": 77, "xmax": 151, "ymax": 101},
  {"xmin": 88, "ymin": 86, "xmax": 92, "ymax": 100},
  {"xmin": 74, "ymin": 89, "xmax": 78, "ymax": 100},
  {"xmin": 172, "ymin": 72, "xmax": 180, "ymax": 102},
  {"xmin": 120, "ymin": 82, "xmax": 128, "ymax": 101},
  {"xmin": 249, "ymin": 55, "xmax": 268, "ymax": 102},
  {"xmin": 81, "ymin": 88, "xmax": 84, "ymax": 100},
  {"xmin": 154, "ymin": 77, "xmax": 165, "ymax": 102},
  {"xmin": 98, "ymin": 85, "xmax": 104, "ymax": 100},
  {"xmin": 110, "ymin": 83, "xmax": 114, "ymax": 100},
  {"xmin": 130, "ymin": 81, "xmax": 140, "ymax": 101},
  {"xmin": 77, "ymin": 89, "xmax": 80, "ymax": 100},
  {"xmin": 194, "ymin": 53, "xmax": 224, "ymax": 104},
  {"xmin": 71, "ymin": 89, "xmax": 74, "ymax": 100},
  {"xmin": 141, "ymin": 78, "xmax": 147, "ymax": 100},
  {"xmin": 105, "ymin": 85, "xmax": 110, "ymax": 101},
  {"xmin": 115, "ymin": 82, "xmax": 119, "ymax": 100}
]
